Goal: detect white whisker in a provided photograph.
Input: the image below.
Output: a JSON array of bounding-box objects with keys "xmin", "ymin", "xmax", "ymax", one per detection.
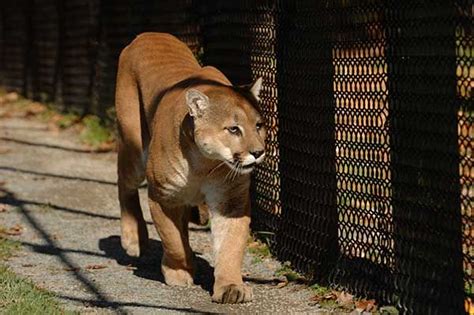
[
  {"xmin": 225, "ymin": 163, "xmax": 235, "ymax": 182},
  {"xmin": 232, "ymin": 162, "xmax": 241, "ymax": 181},
  {"xmin": 208, "ymin": 161, "xmax": 226, "ymax": 177},
  {"xmin": 232, "ymin": 161, "xmax": 239, "ymax": 181},
  {"xmin": 231, "ymin": 162, "xmax": 239, "ymax": 181}
]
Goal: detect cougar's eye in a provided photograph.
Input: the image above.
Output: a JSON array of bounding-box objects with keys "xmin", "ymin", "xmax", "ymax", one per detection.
[
  {"xmin": 256, "ymin": 122, "xmax": 264, "ymax": 131},
  {"xmin": 226, "ymin": 126, "xmax": 241, "ymax": 135}
]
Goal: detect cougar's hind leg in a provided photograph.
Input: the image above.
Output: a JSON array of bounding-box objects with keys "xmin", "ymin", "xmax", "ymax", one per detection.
[
  {"xmin": 118, "ymin": 139, "xmax": 148, "ymax": 257},
  {"xmin": 116, "ymin": 58, "xmax": 149, "ymax": 257},
  {"xmin": 189, "ymin": 203, "xmax": 210, "ymax": 226}
]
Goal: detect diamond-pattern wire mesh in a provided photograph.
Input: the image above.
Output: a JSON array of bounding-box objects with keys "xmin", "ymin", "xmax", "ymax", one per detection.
[
  {"xmin": 0, "ymin": 1, "xmax": 472, "ymax": 313},
  {"xmin": 59, "ymin": 0, "xmax": 99, "ymax": 114},
  {"xmin": 1, "ymin": 1, "xmax": 30, "ymax": 94},
  {"xmin": 202, "ymin": 1, "xmax": 472, "ymax": 312},
  {"xmin": 93, "ymin": 0, "xmax": 200, "ymax": 117},
  {"xmin": 200, "ymin": 0, "xmax": 281, "ymax": 236},
  {"xmin": 456, "ymin": 0, "xmax": 472, "ymax": 307},
  {"xmin": 329, "ymin": 1, "xmax": 394, "ymax": 302},
  {"xmin": 385, "ymin": 2, "xmax": 466, "ymax": 312},
  {"xmin": 31, "ymin": 0, "xmax": 59, "ymax": 103}
]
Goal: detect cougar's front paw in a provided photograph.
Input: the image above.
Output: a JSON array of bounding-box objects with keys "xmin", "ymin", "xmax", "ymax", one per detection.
[
  {"xmin": 161, "ymin": 264, "xmax": 194, "ymax": 287},
  {"xmin": 212, "ymin": 284, "xmax": 253, "ymax": 304}
]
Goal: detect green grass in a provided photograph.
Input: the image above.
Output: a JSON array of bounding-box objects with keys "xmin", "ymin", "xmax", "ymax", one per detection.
[
  {"xmin": 56, "ymin": 114, "xmax": 79, "ymax": 129},
  {"xmin": 0, "ymin": 237, "xmax": 72, "ymax": 314},
  {"xmin": 79, "ymin": 115, "xmax": 114, "ymax": 148},
  {"xmin": 309, "ymin": 283, "xmax": 332, "ymax": 296},
  {"xmin": 0, "ymin": 238, "xmax": 20, "ymax": 261},
  {"xmin": 275, "ymin": 262, "xmax": 303, "ymax": 282},
  {"xmin": 247, "ymin": 243, "xmax": 271, "ymax": 258},
  {"xmin": 247, "ymin": 236, "xmax": 272, "ymax": 263},
  {"xmin": 1, "ymin": 92, "xmax": 115, "ymax": 149}
]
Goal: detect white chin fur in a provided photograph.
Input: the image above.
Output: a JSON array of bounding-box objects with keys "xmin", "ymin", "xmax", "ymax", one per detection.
[
  {"xmin": 224, "ymin": 160, "xmax": 255, "ymax": 175},
  {"xmin": 238, "ymin": 167, "xmax": 254, "ymax": 175}
]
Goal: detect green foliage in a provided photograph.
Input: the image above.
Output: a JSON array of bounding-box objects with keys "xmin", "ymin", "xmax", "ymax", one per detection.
[
  {"xmin": 379, "ymin": 306, "xmax": 400, "ymax": 314},
  {"xmin": 248, "ymin": 243, "xmax": 271, "ymax": 258},
  {"xmin": 247, "ymin": 234, "xmax": 273, "ymax": 265},
  {"xmin": 275, "ymin": 262, "xmax": 303, "ymax": 282},
  {"xmin": 80, "ymin": 116, "xmax": 114, "ymax": 148},
  {"xmin": 248, "ymin": 231, "xmax": 274, "ymax": 257},
  {"xmin": 310, "ymin": 283, "xmax": 332, "ymax": 296},
  {"xmin": 56, "ymin": 114, "xmax": 79, "ymax": 129},
  {"xmin": 319, "ymin": 299, "xmax": 339, "ymax": 310},
  {"xmin": 38, "ymin": 106, "xmax": 56, "ymax": 122},
  {"xmin": 252, "ymin": 231, "xmax": 274, "ymax": 247},
  {"xmin": 251, "ymin": 256, "xmax": 263, "ymax": 264}
]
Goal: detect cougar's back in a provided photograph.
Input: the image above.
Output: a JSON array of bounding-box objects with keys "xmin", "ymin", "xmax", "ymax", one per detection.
[{"xmin": 120, "ymin": 33, "xmax": 200, "ymax": 110}]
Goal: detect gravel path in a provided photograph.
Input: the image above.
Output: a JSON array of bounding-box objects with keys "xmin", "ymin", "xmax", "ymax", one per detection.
[{"xmin": 0, "ymin": 114, "xmax": 315, "ymax": 314}]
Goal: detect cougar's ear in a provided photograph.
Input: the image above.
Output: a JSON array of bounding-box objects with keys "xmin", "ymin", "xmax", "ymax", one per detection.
[
  {"xmin": 249, "ymin": 77, "xmax": 263, "ymax": 102},
  {"xmin": 186, "ymin": 89, "xmax": 209, "ymax": 117}
]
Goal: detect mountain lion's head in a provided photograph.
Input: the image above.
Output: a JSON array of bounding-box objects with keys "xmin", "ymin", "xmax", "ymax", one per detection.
[{"xmin": 185, "ymin": 78, "xmax": 266, "ymax": 175}]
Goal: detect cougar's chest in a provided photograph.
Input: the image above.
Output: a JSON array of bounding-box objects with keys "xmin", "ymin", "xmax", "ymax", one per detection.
[
  {"xmin": 147, "ymin": 157, "xmax": 205, "ymax": 207},
  {"xmin": 161, "ymin": 177, "xmax": 204, "ymax": 207}
]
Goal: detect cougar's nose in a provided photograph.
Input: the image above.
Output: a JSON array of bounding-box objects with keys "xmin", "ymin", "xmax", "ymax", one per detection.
[{"xmin": 250, "ymin": 150, "xmax": 264, "ymax": 159}]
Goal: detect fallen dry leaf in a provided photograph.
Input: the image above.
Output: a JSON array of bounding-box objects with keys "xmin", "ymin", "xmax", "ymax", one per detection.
[
  {"xmin": 22, "ymin": 264, "xmax": 35, "ymax": 267},
  {"xmin": 96, "ymin": 141, "xmax": 116, "ymax": 152},
  {"xmin": 0, "ymin": 204, "xmax": 8, "ymax": 212},
  {"xmin": 310, "ymin": 290, "xmax": 337, "ymax": 303},
  {"xmin": 4, "ymin": 92, "xmax": 19, "ymax": 103},
  {"xmin": 276, "ymin": 280, "xmax": 289, "ymax": 289},
  {"xmin": 0, "ymin": 111, "xmax": 12, "ymax": 118},
  {"xmin": 0, "ymin": 147, "xmax": 11, "ymax": 154},
  {"xmin": 3, "ymin": 224, "xmax": 23, "ymax": 235},
  {"xmin": 336, "ymin": 291, "xmax": 355, "ymax": 308},
  {"xmin": 85, "ymin": 264, "xmax": 107, "ymax": 270},
  {"xmin": 47, "ymin": 122, "xmax": 60, "ymax": 133},
  {"xmin": 25, "ymin": 102, "xmax": 46, "ymax": 115},
  {"xmin": 49, "ymin": 113, "xmax": 63, "ymax": 123},
  {"xmin": 465, "ymin": 298, "xmax": 473, "ymax": 315},
  {"xmin": 355, "ymin": 299, "xmax": 377, "ymax": 312},
  {"xmin": 328, "ymin": 291, "xmax": 339, "ymax": 299},
  {"xmin": 247, "ymin": 241, "xmax": 260, "ymax": 248},
  {"xmin": 0, "ymin": 108, "xmax": 13, "ymax": 117}
]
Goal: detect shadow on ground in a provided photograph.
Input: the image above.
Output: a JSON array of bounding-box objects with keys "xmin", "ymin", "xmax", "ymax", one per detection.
[
  {"xmin": 98, "ymin": 236, "xmax": 215, "ymax": 293},
  {"xmin": 0, "ymin": 187, "xmax": 217, "ymax": 313}
]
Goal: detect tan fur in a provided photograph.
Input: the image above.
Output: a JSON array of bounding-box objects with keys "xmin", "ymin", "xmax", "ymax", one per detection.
[{"xmin": 115, "ymin": 33, "xmax": 266, "ymax": 304}]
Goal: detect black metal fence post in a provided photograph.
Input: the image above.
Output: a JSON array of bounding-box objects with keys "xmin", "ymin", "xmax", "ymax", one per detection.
[
  {"xmin": 275, "ymin": 0, "xmax": 339, "ymax": 281},
  {"xmin": 2, "ymin": 2, "xmax": 29, "ymax": 93},
  {"xmin": 0, "ymin": 7, "xmax": 4, "ymax": 87},
  {"xmin": 386, "ymin": 2, "xmax": 464, "ymax": 313}
]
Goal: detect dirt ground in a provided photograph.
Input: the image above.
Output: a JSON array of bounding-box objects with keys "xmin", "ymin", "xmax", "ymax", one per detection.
[{"xmin": 0, "ymin": 113, "xmax": 317, "ymax": 314}]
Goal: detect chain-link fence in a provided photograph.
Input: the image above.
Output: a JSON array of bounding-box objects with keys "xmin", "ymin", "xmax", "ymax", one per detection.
[{"xmin": 0, "ymin": 1, "xmax": 471, "ymax": 313}]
